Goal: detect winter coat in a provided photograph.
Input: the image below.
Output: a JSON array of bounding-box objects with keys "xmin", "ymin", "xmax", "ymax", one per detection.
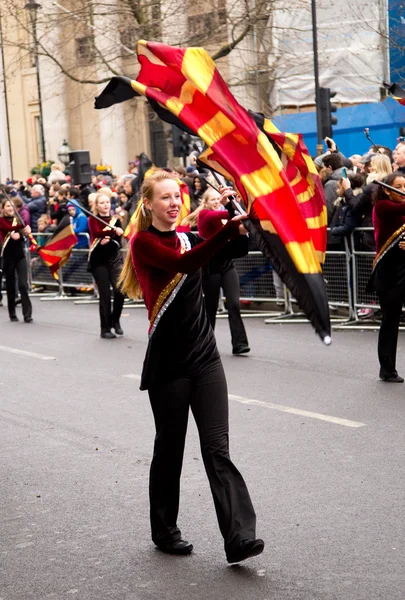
[
  {"xmin": 323, "ymin": 167, "xmax": 345, "ymax": 223},
  {"xmin": 329, "ymin": 197, "xmax": 361, "ymax": 250},
  {"xmin": 19, "ymin": 204, "xmax": 30, "ymax": 227},
  {"xmin": 67, "ymin": 201, "xmax": 89, "ymax": 248},
  {"xmin": 26, "ymin": 195, "xmax": 47, "ymax": 232}
]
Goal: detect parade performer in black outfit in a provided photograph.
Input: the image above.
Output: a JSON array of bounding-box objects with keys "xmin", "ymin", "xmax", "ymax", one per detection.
[
  {"xmin": 197, "ymin": 188, "xmax": 250, "ymax": 355},
  {"xmin": 0, "ymin": 198, "xmax": 33, "ymax": 322},
  {"xmin": 88, "ymin": 194, "xmax": 125, "ymax": 339},
  {"xmin": 369, "ymin": 173, "xmax": 405, "ymax": 382},
  {"xmin": 119, "ymin": 171, "xmax": 264, "ymax": 563}
]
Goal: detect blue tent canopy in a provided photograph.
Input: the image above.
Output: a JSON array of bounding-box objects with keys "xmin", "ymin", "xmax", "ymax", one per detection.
[{"xmin": 272, "ymin": 97, "xmax": 405, "ymax": 157}]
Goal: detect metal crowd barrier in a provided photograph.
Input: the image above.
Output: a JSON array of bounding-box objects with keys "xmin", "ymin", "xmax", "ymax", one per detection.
[{"xmin": 25, "ymin": 227, "xmax": 384, "ymax": 327}]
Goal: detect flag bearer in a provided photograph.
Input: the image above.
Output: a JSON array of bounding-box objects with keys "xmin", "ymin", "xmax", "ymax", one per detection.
[{"xmin": 118, "ymin": 171, "xmax": 264, "ymax": 563}]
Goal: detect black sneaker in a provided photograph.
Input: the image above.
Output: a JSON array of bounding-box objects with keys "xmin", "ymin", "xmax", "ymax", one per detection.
[
  {"xmin": 10, "ymin": 315, "xmax": 18, "ymax": 322},
  {"xmin": 226, "ymin": 538, "xmax": 265, "ymax": 563},
  {"xmin": 156, "ymin": 539, "xmax": 193, "ymax": 555},
  {"xmin": 112, "ymin": 321, "xmax": 124, "ymax": 335},
  {"xmin": 379, "ymin": 373, "xmax": 404, "ymax": 383},
  {"xmin": 232, "ymin": 345, "xmax": 250, "ymax": 355},
  {"xmin": 101, "ymin": 330, "xmax": 116, "ymax": 339},
  {"xmin": 24, "ymin": 317, "xmax": 33, "ymax": 323}
]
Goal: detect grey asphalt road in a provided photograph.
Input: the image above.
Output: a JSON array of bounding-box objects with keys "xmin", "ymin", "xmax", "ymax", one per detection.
[{"xmin": 0, "ymin": 297, "xmax": 404, "ymax": 600}]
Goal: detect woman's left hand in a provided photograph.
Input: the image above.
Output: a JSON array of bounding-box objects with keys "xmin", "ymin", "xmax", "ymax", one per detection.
[
  {"xmin": 11, "ymin": 232, "xmax": 21, "ymax": 240},
  {"xmin": 399, "ymin": 240, "xmax": 405, "ymax": 251},
  {"xmin": 219, "ymin": 186, "xmax": 237, "ymax": 205},
  {"xmin": 23, "ymin": 225, "xmax": 31, "ymax": 234},
  {"xmin": 115, "ymin": 227, "xmax": 124, "ymax": 236}
]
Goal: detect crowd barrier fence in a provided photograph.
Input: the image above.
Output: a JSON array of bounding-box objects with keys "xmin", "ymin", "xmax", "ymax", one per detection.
[{"xmin": 26, "ymin": 228, "xmax": 386, "ymax": 327}]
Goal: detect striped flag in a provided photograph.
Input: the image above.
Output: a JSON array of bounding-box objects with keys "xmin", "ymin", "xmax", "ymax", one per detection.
[
  {"xmin": 38, "ymin": 215, "xmax": 78, "ymax": 280},
  {"xmin": 384, "ymin": 82, "xmax": 405, "ymax": 106},
  {"xmin": 95, "ymin": 41, "xmax": 330, "ymax": 341}
]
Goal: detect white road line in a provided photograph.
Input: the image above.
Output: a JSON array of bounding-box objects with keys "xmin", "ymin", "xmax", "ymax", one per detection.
[
  {"xmin": 228, "ymin": 394, "xmax": 366, "ymax": 428},
  {"xmin": 122, "ymin": 374, "xmax": 366, "ymax": 428},
  {"xmin": 0, "ymin": 345, "xmax": 55, "ymax": 361}
]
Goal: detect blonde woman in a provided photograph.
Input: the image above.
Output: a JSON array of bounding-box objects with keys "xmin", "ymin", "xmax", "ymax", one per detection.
[
  {"xmin": 88, "ymin": 194, "xmax": 125, "ymax": 338},
  {"xmin": 190, "ymin": 188, "xmax": 250, "ymax": 354},
  {"xmin": 118, "ymin": 171, "xmax": 263, "ymax": 563}
]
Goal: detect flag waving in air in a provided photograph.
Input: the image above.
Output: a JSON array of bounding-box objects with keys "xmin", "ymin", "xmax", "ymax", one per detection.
[
  {"xmin": 95, "ymin": 41, "xmax": 330, "ymax": 343},
  {"xmin": 384, "ymin": 82, "xmax": 405, "ymax": 106},
  {"xmin": 37, "ymin": 215, "xmax": 78, "ymax": 280}
]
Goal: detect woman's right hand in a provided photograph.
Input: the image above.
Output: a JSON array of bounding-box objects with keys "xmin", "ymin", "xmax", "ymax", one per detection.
[
  {"xmin": 231, "ymin": 213, "xmax": 248, "ymax": 235},
  {"xmin": 100, "ymin": 237, "xmax": 111, "ymax": 245}
]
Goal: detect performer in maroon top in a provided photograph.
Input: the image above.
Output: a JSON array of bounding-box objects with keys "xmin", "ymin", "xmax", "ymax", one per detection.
[
  {"xmin": 197, "ymin": 188, "xmax": 250, "ymax": 355},
  {"xmin": 0, "ymin": 198, "xmax": 33, "ymax": 322},
  {"xmin": 370, "ymin": 173, "xmax": 405, "ymax": 382},
  {"xmin": 88, "ymin": 194, "xmax": 125, "ymax": 338},
  {"xmin": 119, "ymin": 171, "xmax": 264, "ymax": 563}
]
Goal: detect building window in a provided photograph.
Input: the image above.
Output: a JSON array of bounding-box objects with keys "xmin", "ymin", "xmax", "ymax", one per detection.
[{"xmin": 75, "ymin": 36, "xmax": 96, "ymax": 64}]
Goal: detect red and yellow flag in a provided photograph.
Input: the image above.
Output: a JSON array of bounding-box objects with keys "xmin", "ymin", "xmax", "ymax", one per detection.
[
  {"xmin": 38, "ymin": 215, "xmax": 78, "ymax": 280},
  {"xmin": 384, "ymin": 82, "xmax": 405, "ymax": 106},
  {"xmin": 95, "ymin": 42, "xmax": 330, "ymax": 341}
]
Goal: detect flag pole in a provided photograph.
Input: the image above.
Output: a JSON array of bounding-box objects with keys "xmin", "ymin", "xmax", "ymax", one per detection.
[
  {"xmin": 374, "ymin": 180, "xmax": 405, "ymax": 197},
  {"xmin": 72, "ymin": 199, "xmax": 121, "ymax": 231}
]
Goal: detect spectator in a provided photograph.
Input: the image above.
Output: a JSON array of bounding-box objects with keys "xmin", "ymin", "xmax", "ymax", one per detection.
[
  {"xmin": 49, "ymin": 189, "xmax": 68, "ymax": 224},
  {"xmin": 320, "ymin": 153, "xmax": 344, "ymax": 221},
  {"xmin": 67, "ymin": 201, "xmax": 89, "ymax": 247},
  {"xmin": 48, "ymin": 163, "xmax": 66, "ymax": 183},
  {"xmin": 26, "ymin": 184, "xmax": 47, "ymax": 233},
  {"xmin": 12, "ymin": 197, "xmax": 30, "ymax": 227},
  {"xmin": 330, "ymin": 174, "xmax": 363, "ymax": 249},
  {"xmin": 393, "ymin": 143, "xmax": 405, "ymax": 174},
  {"xmin": 349, "ymin": 154, "xmax": 392, "ymax": 251}
]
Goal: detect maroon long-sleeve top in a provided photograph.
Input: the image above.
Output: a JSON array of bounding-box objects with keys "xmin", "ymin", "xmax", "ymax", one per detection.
[
  {"xmin": 197, "ymin": 209, "xmax": 230, "ymax": 239},
  {"xmin": 372, "ymin": 200, "xmax": 405, "ymax": 253},
  {"xmin": 0, "ymin": 217, "xmax": 24, "ymax": 244},
  {"xmin": 130, "ymin": 221, "xmax": 241, "ymax": 389}
]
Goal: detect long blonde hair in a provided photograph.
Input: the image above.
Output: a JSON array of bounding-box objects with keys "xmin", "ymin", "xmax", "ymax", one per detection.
[
  {"xmin": 118, "ymin": 170, "xmax": 178, "ymax": 299},
  {"xmin": 93, "ymin": 193, "xmax": 112, "ymax": 215},
  {"xmin": 181, "ymin": 188, "xmax": 220, "ymax": 229},
  {"xmin": 366, "ymin": 154, "xmax": 392, "ymax": 184}
]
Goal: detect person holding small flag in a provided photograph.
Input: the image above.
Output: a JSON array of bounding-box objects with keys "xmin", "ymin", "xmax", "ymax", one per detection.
[
  {"xmin": 0, "ymin": 198, "xmax": 33, "ymax": 322},
  {"xmin": 88, "ymin": 194, "xmax": 125, "ymax": 339}
]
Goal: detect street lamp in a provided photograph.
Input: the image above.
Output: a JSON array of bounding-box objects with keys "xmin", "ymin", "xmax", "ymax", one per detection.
[
  {"xmin": 24, "ymin": 1, "xmax": 46, "ymax": 163},
  {"xmin": 57, "ymin": 139, "xmax": 72, "ymax": 168}
]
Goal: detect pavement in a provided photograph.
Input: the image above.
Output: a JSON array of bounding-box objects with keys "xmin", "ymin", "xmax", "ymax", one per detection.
[{"xmin": 0, "ymin": 297, "xmax": 404, "ymax": 600}]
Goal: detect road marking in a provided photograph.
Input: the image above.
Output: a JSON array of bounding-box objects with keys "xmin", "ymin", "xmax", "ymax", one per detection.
[
  {"xmin": 0, "ymin": 345, "xmax": 55, "ymax": 361},
  {"xmin": 122, "ymin": 374, "xmax": 366, "ymax": 428},
  {"xmin": 228, "ymin": 394, "xmax": 366, "ymax": 428}
]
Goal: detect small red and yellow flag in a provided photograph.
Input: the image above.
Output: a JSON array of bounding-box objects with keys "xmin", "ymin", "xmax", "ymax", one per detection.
[{"xmin": 38, "ymin": 215, "xmax": 78, "ymax": 280}]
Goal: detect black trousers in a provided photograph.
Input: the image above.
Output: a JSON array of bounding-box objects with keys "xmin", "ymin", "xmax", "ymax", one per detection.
[
  {"xmin": 91, "ymin": 259, "xmax": 125, "ymax": 331},
  {"xmin": 3, "ymin": 256, "xmax": 32, "ymax": 319},
  {"xmin": 377, "ymin": 285, "xmax": 405, "ymax": 377},
  {"xmin": 203, "ymin": 266, "xmax": 249, "ymax": 351},
  {"xmin": 148, "ymin": 360, "xmax": 256, "ymax": 553}
]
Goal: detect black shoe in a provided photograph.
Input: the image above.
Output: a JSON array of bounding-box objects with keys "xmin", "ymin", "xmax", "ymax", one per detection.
[
  {"xmin": 100, "ymin": 330, "xmax": 116, "ymax": 339},
  {"xmin": 156, "ymin": 539, "xmax": 193, "ymax": 555},
  {"xmin": 112, "ymin": 321, "xmax": 124, "ymax": 335},
  {"xmin": 232, "ymin": 345, "xmax": 250, "ymax": 355},
  {"xmin": 226, "ymin": 539, "xmax": 265, "ymax": 564},
  {"xmin": 379, "ymin": 373, "xmax": 404, "ymax": 383},
  {"xmin": 10, "ymin": 315, "xmax": 18, "ymax": 322},
  {"xmin": 24, "ymin": 317, "xmax": 33, "ymax": 323},
  {"xmin": 15, "ymin": 298, "xmax": 22, "ymax": 306}
]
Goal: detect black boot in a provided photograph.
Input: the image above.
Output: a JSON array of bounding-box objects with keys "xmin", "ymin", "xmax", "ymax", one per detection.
[
  {"xmin": 112, "ymin": 321, "xmax": 124, "ymax": 335},
  {"xmin": 101, "ymin": 329, "xmax": 116, "ymax": 339},
  {"xmin": 10, "ymin": 314, "xmax": 18, "ymax": 322}
]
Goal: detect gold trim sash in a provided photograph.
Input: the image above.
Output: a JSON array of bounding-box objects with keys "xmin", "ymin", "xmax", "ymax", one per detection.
[
  {"xmin": 372, "ymin": 223, "xmax": 405, "ymax": 270},
  {"xmin": 148, "ymin": 232, "xmax": 191, "ymax": 338},
  {"xmin": 1, "ymin": 218, "xmax": 18, "ymax": 257},
  {"xmin": 88, "ymin": 216, "xmax": 118, "ymax": 261}
]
